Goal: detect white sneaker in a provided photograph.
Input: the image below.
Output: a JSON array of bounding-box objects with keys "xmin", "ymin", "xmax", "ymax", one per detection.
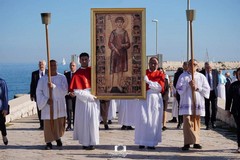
[{"xmin": 2, "ymin": 136, "xmax": 8, "ymax": 145}]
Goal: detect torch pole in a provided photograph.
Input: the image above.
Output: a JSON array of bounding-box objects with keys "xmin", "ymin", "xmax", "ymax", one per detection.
[
  {"xmin": 186, "ymin": 9, "xmax": 197, "ymax": 131},
  {"xmin": 41, "ymin": 13, "xmax": 54, "ymax": 131}
]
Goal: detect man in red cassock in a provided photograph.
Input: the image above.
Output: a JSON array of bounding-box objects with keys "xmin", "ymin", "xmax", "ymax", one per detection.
[{"xmin": 69, "ymin": 52, "xmax": 100, "ymax": 150}]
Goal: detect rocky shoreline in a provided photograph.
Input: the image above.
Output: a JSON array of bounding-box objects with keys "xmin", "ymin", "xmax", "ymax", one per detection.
[{"xmin": 162, "ymin": 61, "xmax": 240, "ymax": 71}]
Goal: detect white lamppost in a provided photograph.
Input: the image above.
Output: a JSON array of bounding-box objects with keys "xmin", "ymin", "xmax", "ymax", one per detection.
[{"xmin": 152, "ymin": 19, "xmax": 158, "ymax": 55}]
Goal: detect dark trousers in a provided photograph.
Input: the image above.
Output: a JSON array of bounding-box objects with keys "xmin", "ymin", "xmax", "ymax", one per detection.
[
  {"xmin": 37, "ymin": 105, "xmax": 44, "ymax": 128},
  {"xmin": 0, "ymin": 111, "xmax": 7, "ymax": 136},
  {"xmin": 65, "ymin": 96, "xmax": 76, "ymax": 128},
  {"xmin": 176, "ymin": 94, "xmax": 183, "ymax": 125},
  {"xmin": 205, "ymin": 90, "xmax": 217, "ymax": 126},
  {"xmin": 100, "ymin": 100, "xmax": 110, "ymax": 125},
  {"xmin": 233, "ymin": 115, "xmax": 240, "ymax": 147}
]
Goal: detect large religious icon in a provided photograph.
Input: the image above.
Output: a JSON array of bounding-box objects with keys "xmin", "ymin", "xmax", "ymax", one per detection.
[{"xmin": 91, "ymin": 8, "xmax": 146, "ymax": 99}]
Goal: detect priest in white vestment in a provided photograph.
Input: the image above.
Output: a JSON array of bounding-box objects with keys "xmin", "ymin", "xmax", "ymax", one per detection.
[
  {"xmin": 118, "ymin": 99, "xmax": 137, "ymax": 130},
  {"xmin": 176, "ymin": 59, "xmax": 210, "ymax": 151},
  {"xmin": 134, "ymin": 57, "xmax": 165, "ymax": 150},
  {"xmin": 36, "ymin": 60, "xmax": 68, "ymax": 150},
  {"xmin": 69, "ymin": 52, "xmax": 100, "ymax": 150},
  {"xmin": 108, "ymin": 99, "xmax": 118, "ymax": 120},
  {"xmin": 171, "ymin": 87, "xmax": 179, "ymax": 122}
]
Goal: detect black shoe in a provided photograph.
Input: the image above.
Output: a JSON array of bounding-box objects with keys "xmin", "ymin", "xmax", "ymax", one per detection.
[
  {"xmin": 86, "ymin": 145, "xmax": 95, "ymax": 150},
  {"xmin": 100, "ymin": 121, "xmax": 104, "ymax": 124},
  {"xmin": 38, "ymin": 126, "xmax": 44, "ymax": 130},
  {"xmin": 127, "ymin": 126, "xmax": 134, "ymax": 130},
  {"xmin": 162, "ymin": 126, "xmax": 167, "ymax": 131},
  {"xmin": 56, "ymin": 139, "xmax": 62, "ymax": 147},
  {"xmin": 147, "ymin": 146, "xmax": 155, "ymax": 150},
  {"xmin": 212, "ymin": 123, "xmax": 217, "ymax": 128},
  {"xmin": 177, "ymin": 123, "xmax": 182, "ymax": 129},
  {"xmin": 168, "ymin": 118, "xmax": 177, "ymax": 123},
  {"xmin": 182, "ymin": 144, "xmax": 190, "ymax": 151},
  {"xmin": 2, "ymin": 136, "xmax": 8, "ymax": 145},
  {"xmin": 45, "ymin": 142, "xmax": 53, "ymax": 150},
  {"xmin": 65, "ymin": 126, "xmax": 72, "ymax": 131},
  {"xmin": 193, "ymin": 144, "xmax": 202, "ymax": 149},
  {"xmin": 104, "ymin": 124, "xmax": 109, "ymax": 130},
  {"xmin": 139, "ymin": 145, "xmax": 145, "ymax": 149},
  {"xmin": 121, "ymin": 125, "xmax": 127, "ymax": 130},
  {"xmin": 82, "ymin": 146, "xmax": 88, "ymax": 149},
  {"xmin": 108, "ymin": 120, "xmax": 112, "ymax": 124},
  {"xmin": 206, "ymin": 125, "xmax": 209, "ymax": 130}
]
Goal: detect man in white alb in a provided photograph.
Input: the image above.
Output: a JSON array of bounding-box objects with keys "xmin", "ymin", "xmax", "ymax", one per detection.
[
  {"xmin": 176, "ymin": 59, "xmax": 210, "ymax": 151},
  {"xmin": 134, "ymin": 57, "xmax": 165, "ymax": 150},
  {"xmin": 36, "ymin": 60, "xmax": 68, "ymax": 150}
]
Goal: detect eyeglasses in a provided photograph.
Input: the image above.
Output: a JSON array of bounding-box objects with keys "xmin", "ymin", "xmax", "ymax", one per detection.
[
  {"xmin": 188, "ymin": 63, "xmax": 198, "ymax": 67},
  {"xmin": 149, "ymin": 62, "xmax": 158, "ymax": 65}
]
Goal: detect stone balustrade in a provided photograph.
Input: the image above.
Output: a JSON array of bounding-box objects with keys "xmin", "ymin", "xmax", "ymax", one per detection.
[
  {"xmin": 216, "ymin": 98, "xmax": 236, "ymax": 128},
  {"xmin": 6, "ymin": 94, "xmax": 37, "ymax": 123}
]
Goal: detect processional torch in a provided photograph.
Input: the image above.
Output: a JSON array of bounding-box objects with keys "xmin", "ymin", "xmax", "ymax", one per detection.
[
  {"xmin": 186, "ymin": 9, "xmax": 197, "ymax": 131},
  {"xmin": 41, "ymin": 13, "xmax": 54, "ymax": 131}
]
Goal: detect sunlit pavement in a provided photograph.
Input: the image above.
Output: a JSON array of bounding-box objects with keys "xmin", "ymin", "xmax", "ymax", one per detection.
[{"xmin": 0, "ymin": 99, "xmax": 239, "ymax": 160}]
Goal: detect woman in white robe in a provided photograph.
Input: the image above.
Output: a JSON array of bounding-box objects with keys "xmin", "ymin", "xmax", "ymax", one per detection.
[{"xmin": 217, "ymin": 70, "xmax": 227, "ymax": 100}]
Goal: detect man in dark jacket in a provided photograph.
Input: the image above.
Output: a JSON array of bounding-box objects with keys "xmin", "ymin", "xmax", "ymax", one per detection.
[
  {"xmin": 225, "ymin": 67, "xmax": 240, "ymax": 152},
  {"xmin": 173, "ymin": 62, "xmax": 188, "ymax": 129},
  {"xmin": 30, "ymin": 60, "xmax": 48, "ymax": 130},
  {"xmin": 200, "ymin": 62, "xmax": 219, "ymax": 130},
  {"xmin": 64, "ymin": 61, "xmax": 77, "ymax": 131}
]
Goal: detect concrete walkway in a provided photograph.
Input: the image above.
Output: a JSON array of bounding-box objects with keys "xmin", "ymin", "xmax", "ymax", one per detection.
[{"xmin": 1, "ymin": 102, "xmax": 240, "ymax": 160}]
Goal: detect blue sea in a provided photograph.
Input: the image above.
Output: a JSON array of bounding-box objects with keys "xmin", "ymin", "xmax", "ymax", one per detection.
[
  {"xmin": 0, "ymin": 63, "xmax": 70, "ymax": 100},
  {"xmin": 0, "ymin": 63, "xmax": 235, "ymax": 100}
]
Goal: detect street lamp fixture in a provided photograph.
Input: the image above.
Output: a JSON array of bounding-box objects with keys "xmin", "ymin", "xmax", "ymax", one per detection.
[{"xmin": 152, "ymin": 19, "xmax": 158, "ymax": 55}]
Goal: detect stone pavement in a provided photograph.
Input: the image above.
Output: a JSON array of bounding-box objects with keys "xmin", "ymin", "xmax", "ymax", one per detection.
[{"xmin": 1, "ymin": 102, "xmax": 240, "ymax": 160}]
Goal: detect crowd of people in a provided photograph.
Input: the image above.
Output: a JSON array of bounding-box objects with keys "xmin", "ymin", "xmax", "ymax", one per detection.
[{"xmin": 1, "ymin": 53, "xmax": 240, "ymax": 153}]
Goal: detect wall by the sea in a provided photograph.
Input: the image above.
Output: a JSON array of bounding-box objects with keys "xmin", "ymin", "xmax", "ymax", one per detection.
[
  {"xmin": 216, "ymin": 98, "xmax": 236, "ymax": 128},
  {"xmin": 163, "ymin": 61, "xmax": 240, "ymax": 71},
  {"xmin": 6, "ymin": 94, "xmax": 37, "ymax": 123}
]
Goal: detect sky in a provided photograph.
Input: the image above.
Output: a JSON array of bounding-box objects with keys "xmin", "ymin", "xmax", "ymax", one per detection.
[{"xmin": 0, "ymin": 0, "xmax": 240, "ymax": 64}]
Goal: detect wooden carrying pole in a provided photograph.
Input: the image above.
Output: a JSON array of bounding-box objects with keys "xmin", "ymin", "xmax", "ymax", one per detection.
[
  {"xmin": 186, "ymin": 9, "xmax": 197, "ymax": 131},
  {"xmin": 41, "ymin": 13, "xmax": 54, "ymax": 131}
]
